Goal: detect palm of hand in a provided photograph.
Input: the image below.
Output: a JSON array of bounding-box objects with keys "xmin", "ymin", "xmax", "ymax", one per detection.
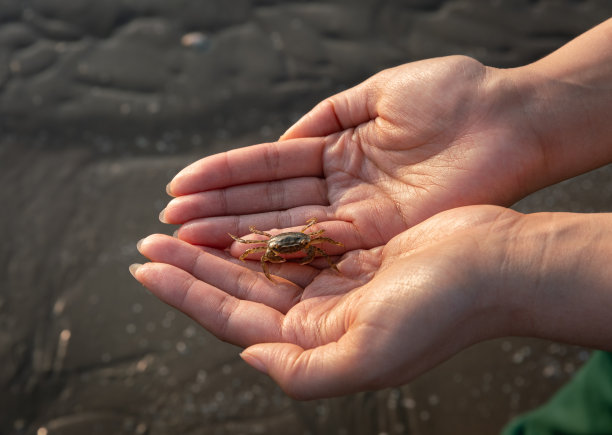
[
  {"xmin": 317, "ymin": 56, "xmax": 536, "ymax": 247},
  {"xmin": 134, "ymin": 226, "xmax": 395, "ymax": 397}
]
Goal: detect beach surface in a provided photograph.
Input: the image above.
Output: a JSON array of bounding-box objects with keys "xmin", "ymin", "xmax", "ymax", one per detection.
[{"xmin": 2, "ymin": 1, "xmax": 612, "ymax": 434}]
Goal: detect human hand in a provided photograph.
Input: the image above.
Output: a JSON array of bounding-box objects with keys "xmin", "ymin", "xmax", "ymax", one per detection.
[
  {"xmin": 131, "ymin": 205, "xmax": 526, "ymax": 399},
  {"xmin": 162, "ymin": 56, "xmax": 546, "ymax": 251},
  {"xmin": 134, "ymin": 21, "xmax": 612, "ymax": 399}
]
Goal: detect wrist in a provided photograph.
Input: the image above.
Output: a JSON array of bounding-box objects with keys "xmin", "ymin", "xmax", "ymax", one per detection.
[
  {"xmin": 507, "ymin": 65, "xmax": 611, "ymax": 183},
  {"xmin": 498, "ymin": 212, "xmax": 612, "ymax": 350},
  {"xmin": 504, "ymin": 19, "xmax": 612, "ymax": 187}
]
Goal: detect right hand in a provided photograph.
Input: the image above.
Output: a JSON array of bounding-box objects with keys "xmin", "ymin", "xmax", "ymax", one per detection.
[{"xmin": 134, "ymin": 205, "xmax": 524, "ymax": 399}]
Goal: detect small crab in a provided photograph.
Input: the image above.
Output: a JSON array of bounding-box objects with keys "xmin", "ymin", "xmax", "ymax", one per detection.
[{"xmin": 228, "ymin": 217, "xmax": 343, "ymax": 281}]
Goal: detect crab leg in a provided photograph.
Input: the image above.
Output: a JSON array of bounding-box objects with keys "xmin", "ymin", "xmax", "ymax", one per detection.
[
  {"xmin": 298, "ymin": 246, "xmax": 340, "ymax": 272},
  {"xmin": 248, "ymin": 226, "xmax": 272, "ymax": 237},
  {"xmin": 228, "ymin": 233, "xmax": 267, "ymax": 244},
  {"xmin": 308, "ymin": 229, "xmax": 325, "ymax": 238},
  {"xmin": 238, "ymin": 246, "xmax": 267, "ymax": 261},
  {"xmin": 262, "ymin": 250, "xmax": 286, "ymax": 281},
  {"xmin": 301, "ymin": 217, "xmax": 318, "ymax": 232},
  {"xmin": 298, "ymin": 246, "xmax": 316, "ymax": 265},
  {"xmin": 312, "ymin": 246, "xmax": 339, "ymax": 271},
  {"xmin": 310, "ymin": 237, "xmax": 344, "ymax": 247}
]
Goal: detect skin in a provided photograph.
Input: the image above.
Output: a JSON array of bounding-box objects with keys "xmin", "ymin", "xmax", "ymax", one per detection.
[{"xmin": 132, "ymin": 19, "xmax": 612, "ymax": 399}]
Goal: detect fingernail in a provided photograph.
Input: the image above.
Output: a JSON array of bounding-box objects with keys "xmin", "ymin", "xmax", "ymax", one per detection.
[
  {"xmin": 240, "ymin": 351, "xmax": 268, "ymax": 375},
  {"xmin": 136, "ymin": 238, "xmax": 145, "ymax": 252},
  {"xmin": 159, "ymin": 208, "xmax": 167, "ymax": 223},
  {"xmin": 129, "ymin": 263, "xmax": 142, "ymax": 278},
  {"xmin": 173, "ymin": 229, "xmax": 179, "ymax": 238},
  {"xmin": 166, "ymin": 182, "xmax": 173, "ymax": 196}
]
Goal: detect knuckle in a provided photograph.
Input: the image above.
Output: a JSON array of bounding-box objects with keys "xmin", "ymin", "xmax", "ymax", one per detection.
[{"xmin": 214, "ymin": 295, "xmax": 239, "ymax": 342}]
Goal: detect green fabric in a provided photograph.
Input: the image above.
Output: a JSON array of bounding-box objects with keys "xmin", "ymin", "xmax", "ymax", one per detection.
[{"xmin": 502, "ymin": 351, "xmax": 612, "ymax": 435}]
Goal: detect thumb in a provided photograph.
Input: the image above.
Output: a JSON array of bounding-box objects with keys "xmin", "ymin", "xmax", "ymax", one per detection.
[
  {"xmin": 240, "ymin": 338, "xmax": 371, "ymax": 400},
  {"xmin": 279, "ymin": 79, "xmax": 379, "ymax": 141}
]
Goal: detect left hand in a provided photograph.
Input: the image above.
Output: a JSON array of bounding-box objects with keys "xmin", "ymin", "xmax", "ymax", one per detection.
[{"xmin": 161, "ymin": 57, "xmax": 544, "ymax": 253}]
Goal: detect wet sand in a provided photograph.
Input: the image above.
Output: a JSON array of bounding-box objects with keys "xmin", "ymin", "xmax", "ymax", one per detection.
[{"xmin": 2, "ymin": 1, "xmax": 612, "ymax": 434}]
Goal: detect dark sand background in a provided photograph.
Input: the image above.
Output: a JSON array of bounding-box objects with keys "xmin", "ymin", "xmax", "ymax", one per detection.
[{"xmin": 2, "ymin": 1, "xmax": 612, "ymax": 434}]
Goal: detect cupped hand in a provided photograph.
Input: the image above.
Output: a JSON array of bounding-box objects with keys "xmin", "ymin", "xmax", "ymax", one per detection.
[
  {"xmin": 132, "ymin": 205, "xmax": 523, "ymax": 399},
  {"xmin": 162, "ymin": 56, "xmax": 542, "ymax": 251}
]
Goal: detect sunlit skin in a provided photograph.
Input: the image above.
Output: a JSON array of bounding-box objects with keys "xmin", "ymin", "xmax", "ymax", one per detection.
[{"xmin": 133, "ymin": 19, "xmax": 612, "ymax": 399}]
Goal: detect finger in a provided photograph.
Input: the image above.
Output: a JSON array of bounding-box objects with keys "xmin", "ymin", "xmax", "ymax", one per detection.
[
  {"xmin": 168, "ymin": 138, "xmax": 325, "ymax": 196},
  {"xmin": 280, "ymin": 74, "xmax": 382, "ymax": 140},
  {"xmin": 137, "ymin": 234, "xmax": 304, "ymax": 312},
  {"xmin": 176, "ymin": 208, "xmax": 330, "ymax": 247},
  {"xmin": 131, "ymin": 262, "xmax": 284, "ymax": 347},
  {"xmin": 240, "ymin": 333, "xmax": 373, "ymax": 400},
  {"xmin": 162, "ymin": 177, "xmax": 329, "ymax": 224},
  {"xmin": 199, "ymin": 246, "xmax": 320, "ymax": 289},
  {"xmin": 177, "ymin": 213, "xmax": 362, "ymax": 251}
]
